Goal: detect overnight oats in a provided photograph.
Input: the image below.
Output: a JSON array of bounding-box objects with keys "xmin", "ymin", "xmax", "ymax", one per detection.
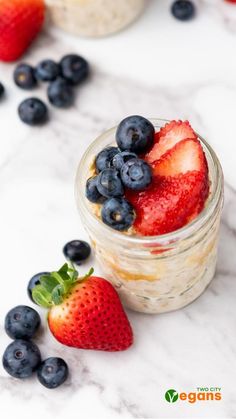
[
  {"xmin": 75, "ymin": 117, "xmax": 224, "ymax": 314},
  {"xmin": 46, "ymin": 0, "xmax": 145, "ymax": 37}
]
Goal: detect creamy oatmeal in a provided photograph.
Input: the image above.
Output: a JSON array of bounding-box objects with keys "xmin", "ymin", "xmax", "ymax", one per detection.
[
  {"xmin": 46, "ymin": 0, "xmax": 145, "ymax": 37},
  {"xmin": 75, "ymin": 119, "xmax": 224, "ymax": 313}
]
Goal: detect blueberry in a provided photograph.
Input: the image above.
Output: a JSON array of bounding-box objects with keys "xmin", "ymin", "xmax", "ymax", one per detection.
[
  {"xmin": 35, "ymin": 59, "xmax": 60, "ymax": 82},
  {"xmin": 63, "ymin": 240, "xmax": 91, "ymax": 264},
  {"xmin": 37, "ymin": 357, "xmax": 69, "ymax": 389},
  {"xmin": 95, "ymin": 147, "xmax": 119, "ymax": 173},
  {"xmin": 60, "ymin": 54, "xmax": 89, "ymax": 85},
  {"xmin": 14, "ymin": 64, "xmax": 37, "ymax": 89},
  {"xmin": 27, "ymin": 272, "xmax": 50, "ymax": 303},
  {"xmin": 86, "ymin": 176, "xmax": 105, "ymax": 203},
  {"xmin": 5, "ymin": 305, "xmax": 41, "ymax": 340},
  {"xmin": 116, "ymin": 115, "xmax": 154, "ymax": 154},
  {"xmin": 121, "ymin": 158, "xmax": 152, "ymax": 191},
  {"xmin": 18, "ymin": 98, "xmax": 48, "ymax": 126},
  {"xmin": 2, "ymin": 339, "xmax": 41, "ymax": 379},
  {"xmin": 97, "ymin": 169, "xmax": 124, "ymax": 198},
  {"xmin": 101, "ymin": 197, "xmax": 135, "ymax": 231},
  {"xmin": 112, "ymin": 151, "xmax": 137, "ymax": 171},
  {"xmin": 171, "ymin": 0, "xmax": 195, "ymax": 21},
  {"xmin": 0, "ymin": 82, "xmax": 5, "ymax": 98},
  {"xmin": 47, "ymin": 77, "xmax": 74, "ymax": 108}
]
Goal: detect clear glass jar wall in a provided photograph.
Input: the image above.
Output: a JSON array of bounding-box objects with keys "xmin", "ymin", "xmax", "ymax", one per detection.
[
  {"xmin": 46, "ymin": 0, "xmax": 145, "ymax": 37},
  {"xmin": 75, "ymin": 120, "xmax": 224, "ymax": 314}
]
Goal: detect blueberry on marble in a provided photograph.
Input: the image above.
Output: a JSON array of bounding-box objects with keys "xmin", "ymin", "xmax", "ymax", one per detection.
[
  {"xmin": 112, "ymin": 151, "xmax": 137, "ymax": 171},
  {"xmin": 5, "ymin": 305, "xmax": 41, "ymax": 340},
  {"xmin": 18, "ymin": 98, "xmax": 48, "ymax": 125},
  {"xmin": 97, "ymin": 169, "xmax": 124, "ymax": 198},
  {"xmin": 35, "ymin": 59, "xmax": 60, "ymax": 82},
  {"xmin": 14, "ymin": 64, "xmax": 37, "ymax": 89},
  {"xmin": 60, "ymin": 54, "xmax": 89, "ymax": 85},
  {"xmin": 2, "ymin": 339, "xmax": 41, "ymax": 379},
  {"xmin": 95, "ymin": 147, "xmax": 119, "ymax": 173},
  {"xmin": 171, "ymin": 0, "xmax": 195, "ymax": 21},
  {"xmin": 0, "ymin": 82, "xmax": 5, "ymax": 98},
  {"xmin": 27, "ymin": 272, "xmax": 50, "ymax": 303},
  {"xmin": 37, "ymin": 357, "xmax": 69, "ymax": 389},
  {"xmin": 116, "ymin": 115, "xmax": 154, "ymax": 154},
  {"xmin": 86, "ymin": 176, "xmax": 105, "ymax": 203},
  {"xmin": 101, "ymin": 197, "xmax": 135, "ymax": 231},
  {"xmin": 121, "ymin": 158, "xmax": 152, "ymax": 191},
  {"xmin": 47, "ymin": 77, "xmax": 74, "ymax": 108},
  {"xmin": 63, "ymin": 240, "xmax": 91, "ymax": 264}
]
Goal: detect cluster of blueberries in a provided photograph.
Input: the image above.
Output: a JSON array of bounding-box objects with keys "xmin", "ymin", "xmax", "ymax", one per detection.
[
  {"xmin": 86, "ymin": 115, "xmax": 155, "ymax": 232},
  {"xmin": 1, "ymin": 53, "xmax": 89, "ymax": 125},
  {"xmin": 3, "ymin": 305, "xmax": 68, "ymax": 388},
  {"xmin": 2, "ymin": 239, "xmax": 91, "ymax": 388}
]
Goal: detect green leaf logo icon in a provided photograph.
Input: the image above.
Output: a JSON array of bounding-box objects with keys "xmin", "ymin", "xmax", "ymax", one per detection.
[{"xmin": 165, "ymin": 389, "xmax": 179, "ymax": 403}]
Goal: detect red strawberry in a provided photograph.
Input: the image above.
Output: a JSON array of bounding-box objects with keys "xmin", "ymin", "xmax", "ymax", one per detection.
[
  {"xmin": 126, "ymin": 172, "xmax": 209, "ymax": 236},
  {"xmin": 0, "ymin": 0, "xmax": 45, "ymax": 62},
  {"xmin": 32, "ymin": 264, "xmax": 133, "ymax": 352},
  {"xmin": 145, "ymin": 120, "xmax": 197, "ymax": 164},
  {"xmin": 152, "ymin": 138, "xmax": 208, "ymax": 177}
]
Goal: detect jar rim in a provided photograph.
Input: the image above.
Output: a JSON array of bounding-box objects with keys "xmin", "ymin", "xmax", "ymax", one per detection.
[{"xmin": 75, "ymin": 118, "xmax": 224, "ymax": 246}]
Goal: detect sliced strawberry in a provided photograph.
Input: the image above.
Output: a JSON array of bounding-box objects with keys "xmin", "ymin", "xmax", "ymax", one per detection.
[
  {"xmin": 152, "ymin": 138, "xmax": 208, "ymax": 177},
  {"xmin": 126, "ymin": 172, "xmax": 209, "ymax": 236},
  {"xmin": 145, "ymin": 120, "xmax": 197, "ymax": 164}
]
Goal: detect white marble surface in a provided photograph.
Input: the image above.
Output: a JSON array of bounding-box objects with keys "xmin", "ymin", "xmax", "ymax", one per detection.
[{"xmin": 1, "ymin": 1, "xmax": 236, "ymax": 418}]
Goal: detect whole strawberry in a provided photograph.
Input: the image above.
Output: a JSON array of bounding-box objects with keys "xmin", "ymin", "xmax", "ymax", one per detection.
[
  {"xmin": 32, "ymin": 264, "xmax": 133, "ymax": 351},
  {"xmin": 0, "ymin": 0, "xmax": 45, "ymax": 62}
]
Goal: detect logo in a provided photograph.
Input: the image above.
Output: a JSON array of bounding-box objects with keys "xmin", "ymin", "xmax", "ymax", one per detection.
[
  {"xmin": 165, "ymin": 389, "xmax": 178, "ymax": 403},
  {"xmin": 164, "ymin": 387, "xmax": 222, "ymax": 404}
]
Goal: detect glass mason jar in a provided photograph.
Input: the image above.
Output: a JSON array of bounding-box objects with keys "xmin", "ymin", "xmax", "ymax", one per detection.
[
  {"xmin": 75, "ymin": 119, "xmax": 224, "ymax": 314},
  {"xmin": 46, "ymin": 0, "xmax": 146, "ymax": 37}
]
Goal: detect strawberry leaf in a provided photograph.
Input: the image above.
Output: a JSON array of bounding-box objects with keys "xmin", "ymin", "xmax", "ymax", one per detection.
[
  {"xmin": 51, "ymin": 285, "xmax": 64, "ymax": 305},
  {"xmin": 32, "ymin": 285, "xmax": 53, "ymax": 308},
  {"xmin": 39, "ymin": 274, "xmax": 58, "ymax": 293},
  {"xmin": 31, "ymin": 262, "xmax": 93, "ymax": 309}
]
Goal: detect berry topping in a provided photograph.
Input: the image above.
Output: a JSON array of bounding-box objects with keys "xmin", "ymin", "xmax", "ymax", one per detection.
[
  {"xmin": 47, "ymin": 77, "xmax": 74, "ymax": 108},
  {"xmin": 0, "ymin": 0, "xmax": 45, "ymax": 62},
  {"xmin": 171, "ymin": 0, "xmax": 195, "ymax": 21},
  {"xmin": 95, "ymin": 147, "xmax": 119, "ymax": 173},
  {"xmin": 116, "ymin": 115, "xmax": 154, "ymax": 154},
  {"xmin": 101, "ymin": 197, "xmax": 135, "ymax": 231},
  {"xmin": 18, "ymin": 98, "xmax": 48, "ymax": 125},
  {"xmin": 112, "ymin": 151, "xmax": 137, "ymax": 170},
  {"xmin": 37, "ymin": 357, "xmax": 69, "ymax": 389},
  {"xmin": 126, "ymin": 172, "xmax": 209, "ymax": 236},
  {"xmin": 27, "ymin": 272, "xmax": 50, "ymax": 303},
  {"xmin": 2, "ymin": 339, "xmax": 41, "ymax": 378},
  {"xmin": 152, "ymin": 138, "xmax": 208, "ymax": 177},
  {"xmin": 60, "ymin": 54, "xmax": 89, "ymax": 85},
  {"xmin": 0, "ymin": 82, "xmax": 5, "ymax": 98},
  {"xmin": 5, "ymin": 305, "xmax": 41, "ymax": 340},
  {"xmin": 35, "ymin": 59, "xmax": 60, "ymax": 82},
  {"xmin": 97, "ymin": 169, "xmax": 124, "ymax": 198},
  {"xmin": 145, "ymin": 120, "xmax": 197, "ymax": 164},
  {"xmin": 63, "ymin": 240, "xmax": 91, "ymax": 265},
  {"xmin": 13, "ymin": 63, "xmax": 37, "ymax": 89},
  {"xmin": 120, "ymin": 158, "xmax": 152, "ymax": 191},
  {"xmin": 86, "ymin": 176, "xmax": 105, "ymax": 203},
  {"xmin": 32, "ymin": 263, "xmax": 133, "ymax": 351}
]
